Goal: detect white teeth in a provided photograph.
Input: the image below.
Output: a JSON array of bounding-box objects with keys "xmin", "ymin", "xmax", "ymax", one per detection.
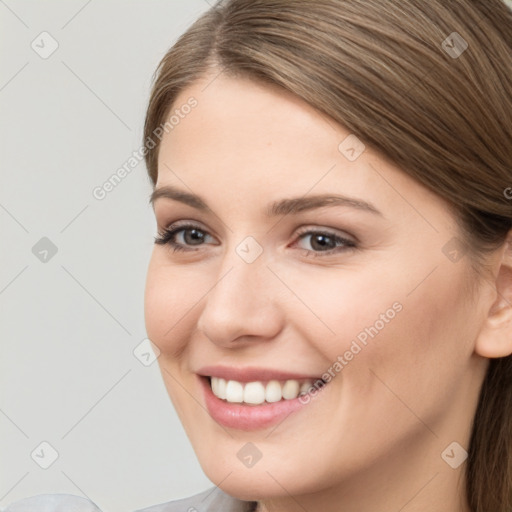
[
  {"xmin": 217, "ymin": 377, "xmax": 227, "ymax": 399},
  {"xmin": 282, "ymin": 379, "xmax": 300, "ymax": 399},
  {"xmin": 211, "ymin": 376, "xmax": 219, "ymax": 396},
  {"xmin": 209, "ymin": 377, "xmax": 319, "ymax": 404},
  {"xmin": 243, "ymin": 382, "xmax": 266, "ymax": 404},
  {"xmin": 211, "ymin": 377, "xmax": 227, "ymax": 399},
  {"xmin": 299, "ymin": 380, "xmax": 313, "ymax": 395},
  {"xmin": 225, "ymin": 380, "xmax": 244, "ymax": 403},
  {"xmin": 265, "ymin": 380, "xmax": 282, "ymax": 403}
]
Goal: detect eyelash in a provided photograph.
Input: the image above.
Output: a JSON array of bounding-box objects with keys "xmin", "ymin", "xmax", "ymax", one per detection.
[{"xmin": 154, "ymin": 222, "xmax": 357, "ymax": 257}]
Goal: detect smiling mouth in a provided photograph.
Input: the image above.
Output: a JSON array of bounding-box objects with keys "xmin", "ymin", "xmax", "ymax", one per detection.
[{"xmin": 206, "ymin": 376, "xmax": 327, "ymax": 406}]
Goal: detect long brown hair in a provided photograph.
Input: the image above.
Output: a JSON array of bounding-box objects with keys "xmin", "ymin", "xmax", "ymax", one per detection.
[{"xmin": 143, "ymin": 1, "xmax": 512, "ymax": 509}]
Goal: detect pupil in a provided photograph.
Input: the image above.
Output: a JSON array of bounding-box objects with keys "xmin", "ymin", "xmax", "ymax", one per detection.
[
  {"xmin": 186, "ymin": 229, "xmax": 204, "ymax": 245},
  {"xmin": 312, "ymin": 234, "xmax": 333, "ymax": 250}
]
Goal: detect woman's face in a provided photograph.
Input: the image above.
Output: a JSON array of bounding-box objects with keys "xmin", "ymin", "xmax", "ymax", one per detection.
[{"xmin": 144, "ymin": 73, "xmax": 489, "ymax": 502}]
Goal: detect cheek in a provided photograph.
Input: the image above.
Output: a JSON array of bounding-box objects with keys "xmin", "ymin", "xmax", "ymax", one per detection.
[
  {"xmin": 290, "ymin": 256, "xmax": 476, "ymax": 411},
  {"xmin": 339, "ymin": 261, "xmax": 477, "ymax": 429},
  {"xmin": 144, "ymin": 255, "xmax": 196, "ymax": 357},
  {"xmin": 276, "ymin": 261, "xmax": 408, "ymax": 362},
  {"xmin": 397, "ymin": 263, "xmax": 476, "ymax": 366},
  {"xmin": 144, "ymin": 258, "xmax": 200, "ymax": 418}
]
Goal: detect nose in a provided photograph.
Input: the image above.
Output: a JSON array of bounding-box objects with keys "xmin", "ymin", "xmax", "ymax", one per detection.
[{"xmin": 196, "ymin": 249, "xmax": 284, "ymax": 347}]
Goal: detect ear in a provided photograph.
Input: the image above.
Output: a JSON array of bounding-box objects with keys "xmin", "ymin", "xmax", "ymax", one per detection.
[{"xmin": 475, "ymin": 230, "xmax": 512, "ymax": 358}]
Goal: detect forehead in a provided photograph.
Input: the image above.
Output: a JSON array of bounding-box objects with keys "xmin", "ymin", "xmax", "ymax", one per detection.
[
  {"xmin": 158, "ymin": 75, "xmax": 365, "ymax": 191},
  {"xmin": 155, "ymin": 74, "xmax": 449, "ymax": 228},
  {"xmin": 161, "ymin": 73, "xmax": 341, "ymax": 162}
]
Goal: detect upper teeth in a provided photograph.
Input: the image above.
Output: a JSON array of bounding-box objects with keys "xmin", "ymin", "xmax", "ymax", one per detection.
[{"xmin": 210, "ymin": 377, "xmax": 322, "ymax": 405}]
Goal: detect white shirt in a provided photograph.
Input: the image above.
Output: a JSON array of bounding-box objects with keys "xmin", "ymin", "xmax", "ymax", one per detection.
[
  {"xmin": 1, "ymin": 487, "xmax": 257, "ymax": 512},
  {"xmin": 0, "ymin": 494, "xmax": 102, "ymax": 512}
]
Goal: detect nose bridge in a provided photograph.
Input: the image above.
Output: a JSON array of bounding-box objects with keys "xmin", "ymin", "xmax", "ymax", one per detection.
[{"xmin": 196, "ymin": 238, "xmax": 282, "ymax": 344}]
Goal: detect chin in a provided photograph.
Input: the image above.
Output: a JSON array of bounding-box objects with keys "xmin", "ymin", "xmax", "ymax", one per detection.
[
  {"xmin": 209, "ymin": 469, "xmax": 298, "ymax": 502},
  {"xmin": 195, "ymin": 445, "xmax": 332, "ymax": 502}
]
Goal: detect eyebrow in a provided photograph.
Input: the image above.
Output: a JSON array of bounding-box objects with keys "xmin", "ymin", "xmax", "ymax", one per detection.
[{"xmin": 149, "ymin": 185, "xmax": 383, "ymax": 217}]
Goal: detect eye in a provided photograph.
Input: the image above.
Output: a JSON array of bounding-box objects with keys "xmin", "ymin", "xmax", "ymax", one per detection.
[
  {"xmin": 292, "ymin": 227, "xmax": 357, "ymax": 257},
  {"xmin": 154, "ymin": 222, "xmax": 358, "ymax": 257},
  {"xmin": 154, "ymin": 222, "xmax": 216, "ymax": 252}
]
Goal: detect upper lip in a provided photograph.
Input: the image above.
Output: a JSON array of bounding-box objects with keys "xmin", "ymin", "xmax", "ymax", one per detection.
[{"xmin": 196, "ymin": 365, "xmax": 324, "ymax": 383}]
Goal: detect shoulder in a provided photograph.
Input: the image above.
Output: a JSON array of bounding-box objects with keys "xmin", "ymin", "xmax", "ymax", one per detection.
[
  {"xmin": 0, "ymin": 487, "xmax": 257, "ymax": 512},
  {"xmin": 1, "ymin": 493, "xmax": 102, "ymax": 511},
  {"xmin": 134, "ymin": 486, "xmax": 257, "ymax": 512}
]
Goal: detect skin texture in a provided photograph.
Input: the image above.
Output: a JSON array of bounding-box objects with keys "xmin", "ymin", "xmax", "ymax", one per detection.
[{"xmin": 144, "ymin": 71, "xmax": 512, "ymax": 512}]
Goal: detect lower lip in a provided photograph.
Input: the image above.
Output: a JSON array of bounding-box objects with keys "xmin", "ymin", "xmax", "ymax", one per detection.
[{"xmin": 199, "ymin": 376, "xmax": 326, "ymax": 431}]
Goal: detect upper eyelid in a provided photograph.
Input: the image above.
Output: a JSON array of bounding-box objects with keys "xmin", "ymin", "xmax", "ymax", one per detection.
[
  {"xmin": 295, "ymin": 225, "xmax": 356, "ymax": 241},
  {"xmin": 164, "ymin": 221, "xmax": 217, "ymax": 239},
  {"xmin": 164, "ymin": 221, "xmax": 350, "ymax": 235},
  {"xmin": 154, "ymin": 201, "xmax": 360, "ymax": 237},
  {"xmin": 159, "ymin": 228, "xmax": 358, "ymax": 260},
  {"xmin": 163, "ymin": 222, "xmax": 356, "ymax": 246}
]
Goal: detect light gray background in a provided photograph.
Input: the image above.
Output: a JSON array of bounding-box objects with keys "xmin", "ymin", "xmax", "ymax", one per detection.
[
  {"xmin": 1, "ymin": 1, "xmax": 214, "ymax": 511},
  {"xmin": 2, "ymin": 1, "xmax": 512, "ymax": 511}
]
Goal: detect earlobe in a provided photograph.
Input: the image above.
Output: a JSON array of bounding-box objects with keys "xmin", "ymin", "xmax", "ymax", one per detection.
[{"xmin": 475, "ymin": 233, "xmax": 512, "ymax": 359}]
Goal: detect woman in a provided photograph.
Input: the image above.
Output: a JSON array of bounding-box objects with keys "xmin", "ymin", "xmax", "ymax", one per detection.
[
  {"xmin": 4, "ymin": 0, "xmax": 511, "ymax": 511},
  {"xmin": 139, "ymin": 0, "xmax": 512, "ymax": 511}
]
